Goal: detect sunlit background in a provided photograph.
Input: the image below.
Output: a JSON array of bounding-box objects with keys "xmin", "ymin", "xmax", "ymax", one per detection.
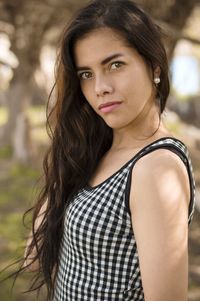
[{"xmin": 0, "ymin": 0, "xmax": 200, "ymax": 300}]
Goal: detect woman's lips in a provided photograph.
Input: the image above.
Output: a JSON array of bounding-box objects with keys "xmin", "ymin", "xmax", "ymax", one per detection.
[{"xmin": 99, "ymin": 102, "xmax": 122, "ymax": 113}]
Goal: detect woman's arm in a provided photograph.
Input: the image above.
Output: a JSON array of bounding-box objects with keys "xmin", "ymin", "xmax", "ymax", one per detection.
[{"xmin": 130, "ymin": 148, "xmax": 190, "ymax": 301}]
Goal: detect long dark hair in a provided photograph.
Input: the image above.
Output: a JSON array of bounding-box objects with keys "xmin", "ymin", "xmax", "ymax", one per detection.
[{"xmin": 12, "ymin": 0, "xmax": 170, "ymax": 299}]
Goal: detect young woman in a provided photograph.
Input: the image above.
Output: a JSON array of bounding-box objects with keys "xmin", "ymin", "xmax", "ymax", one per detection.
[{"xmin": 22, "ymin": 0, "xmax": 196, "ymax": 300}]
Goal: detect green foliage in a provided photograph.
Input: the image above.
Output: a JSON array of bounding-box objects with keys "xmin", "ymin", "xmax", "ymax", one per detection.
[
  {"xmin": 0, "ymin": 105, "xmax": 47, "ymax": 299},
  {"xmin": 0, "ymin": 145, "xmax": 13, "ymax": 159},
  {"xmin": 0, "ymin": 106, "xmax": 8, "ymax": 126},
  {"xmin": 165, "ymin": 121, "xmax": 181, "ymax": 135},
  {"xmin": 26, "ymin": 105, "xmax": 46, "ymax": 126},
  {"xmin": 10, "ymin": 164, "xmax": 40, "ymax": 179},
  {"xmin": 0, "ymin": 160, "xmax": 42, "ymax": 300}
]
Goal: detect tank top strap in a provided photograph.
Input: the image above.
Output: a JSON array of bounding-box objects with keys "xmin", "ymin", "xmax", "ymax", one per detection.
[{"xmin": 125, "ymin": 137, "xmax": 196, "ymax": 225}]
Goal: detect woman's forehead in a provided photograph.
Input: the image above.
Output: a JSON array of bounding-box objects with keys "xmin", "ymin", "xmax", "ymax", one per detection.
[
  {"xmin": 76, "ymin": 27, "xmax": 126, "ymax": 44},
  {"xmin": 73, "ymin": 28, "xmax": 137, "ymax": 67}
]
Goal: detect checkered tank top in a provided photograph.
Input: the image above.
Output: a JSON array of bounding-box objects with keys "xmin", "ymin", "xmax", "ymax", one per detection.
[{"xmin": 53, "ymin": 137, "xmax": 196, "ymax": 301}]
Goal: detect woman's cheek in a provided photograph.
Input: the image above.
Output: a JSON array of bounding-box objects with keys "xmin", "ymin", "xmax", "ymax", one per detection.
[
  {"xmin": 82, "ymin": 86, "xmax": 97, "ymax": 110},
  {"xmin": 81, "ymin": 82, "xmax": 90, "ymax": 97},
  {"xmin": 82, "ymin": 91, "xmax": 96, "ymax": 111}
]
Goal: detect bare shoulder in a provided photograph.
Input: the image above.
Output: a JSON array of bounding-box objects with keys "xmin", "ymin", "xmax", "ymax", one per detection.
[
  {"xmin": 133, "ymin": 147, "xmax": 187, "ymax": 173},
  {"xmin": 129, "ymin": 148, "xmax": 190, "ymax": 300},
  {"xmin": 130, "ymin": 147, "xmax": 190, "ymax": 212}
]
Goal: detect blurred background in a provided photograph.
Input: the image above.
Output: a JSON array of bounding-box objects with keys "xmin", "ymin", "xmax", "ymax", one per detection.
[{"xmin": 0, "ymin": 0, "xmax": 200, "ymax": 300}]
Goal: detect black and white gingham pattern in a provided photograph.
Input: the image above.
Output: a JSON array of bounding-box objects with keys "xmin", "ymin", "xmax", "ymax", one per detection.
[{"xmin": 53, "ymin": 137, "xmax": 196, "ymax": 301}]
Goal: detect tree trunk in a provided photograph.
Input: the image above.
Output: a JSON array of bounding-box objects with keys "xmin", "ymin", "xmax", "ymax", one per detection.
[
  {"xmin": 1, "ymin": 80, "xmax": 28, "ymax": 141},
  {"xmin": 0, "ymin": 49, "xmax": 39, "ymax": 161}
]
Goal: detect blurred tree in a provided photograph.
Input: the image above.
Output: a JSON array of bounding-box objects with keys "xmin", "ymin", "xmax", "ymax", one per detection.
[
  {"xmin": 0, "ymin": 0, "xmax": 76, "ymax": 162},
  {"xmin": 0, "ymin": 0, "xmax": 200, "ymax": 162},
  {"xmin": 139, "ymin": 0, "xmax": 200, "ymax": 58}
]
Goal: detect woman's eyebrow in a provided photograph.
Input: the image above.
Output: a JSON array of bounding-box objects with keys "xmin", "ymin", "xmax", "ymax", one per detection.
[{"xmin": 76, "ymin": 53, "xmax": 125, "ymax": 71}]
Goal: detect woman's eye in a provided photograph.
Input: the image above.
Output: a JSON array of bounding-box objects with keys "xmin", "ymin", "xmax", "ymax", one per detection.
[
  {"xmin": 78, "ymin": 72, "xmax": 92, "ymax": 80},
  {"xmin": 110, "ymin": 61, "xmax": 124, "ymax": 70}
]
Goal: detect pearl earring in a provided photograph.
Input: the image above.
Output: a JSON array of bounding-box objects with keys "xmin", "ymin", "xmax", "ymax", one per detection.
[{"xmin": 154, "ymin": 77, "xmax": 160, "ymax": 85}]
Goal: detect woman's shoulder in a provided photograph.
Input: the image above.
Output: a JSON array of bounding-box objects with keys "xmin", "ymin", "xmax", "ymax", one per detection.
[
  {"xmin": 137, "ymin": 132, "xmax": 189, "ymax": 163},
  {"xmin": 129, "ymin": 142, "xmax": 190, "ymax": 301},
  {"xmin": 133, "ymin": 143, "xmax": 188, "ymax": 177},
  {"xmin": 131, "ymin": 139, "xmax": 190, "ymax": 187},
  {"xmin": 135, "ymin": 145, "xmax": 186, "ymax": 169},
  {"xmin": 129, "ymin": 143, "xmax": 191, "ymax": 210}
]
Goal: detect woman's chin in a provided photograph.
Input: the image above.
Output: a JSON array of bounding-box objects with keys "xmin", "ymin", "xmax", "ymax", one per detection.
[{"xmin": 103, "ymin": 119, "xmax": 129, "ymax": 130}]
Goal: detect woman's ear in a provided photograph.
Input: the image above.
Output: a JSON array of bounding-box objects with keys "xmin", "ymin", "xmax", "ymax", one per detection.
[{"xmin": 154, "ymin": 66, "xmax": 161, "ymax": 78}]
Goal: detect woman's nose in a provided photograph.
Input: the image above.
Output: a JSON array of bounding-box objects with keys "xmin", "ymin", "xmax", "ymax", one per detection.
[{"xmin": 94, "ymin": 74, "xmax": 114, "ymax": 96}]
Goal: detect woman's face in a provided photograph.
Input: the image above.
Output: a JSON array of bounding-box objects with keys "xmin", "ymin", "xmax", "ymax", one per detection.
[{"xmin": 74, "ymin": 27, "xmax": 158, "ymax": 129}]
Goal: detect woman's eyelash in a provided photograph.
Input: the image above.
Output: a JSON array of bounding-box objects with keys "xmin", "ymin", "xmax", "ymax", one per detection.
[
  {"xmin": 78, "ymin": 61, "xmax": 125, "ymax": 80},
  {"xmin": 110, "ymin": 61, "xmax": 124, "ymax": 68},
  {"xmin": 78, "ymin": 71, "xmax": 91, "ymax": 80}
]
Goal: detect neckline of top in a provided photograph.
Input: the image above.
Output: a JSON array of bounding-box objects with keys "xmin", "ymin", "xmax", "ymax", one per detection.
[{"xmin": 85, "ymin": 136, "xmax": 187, "ymax": 191}]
